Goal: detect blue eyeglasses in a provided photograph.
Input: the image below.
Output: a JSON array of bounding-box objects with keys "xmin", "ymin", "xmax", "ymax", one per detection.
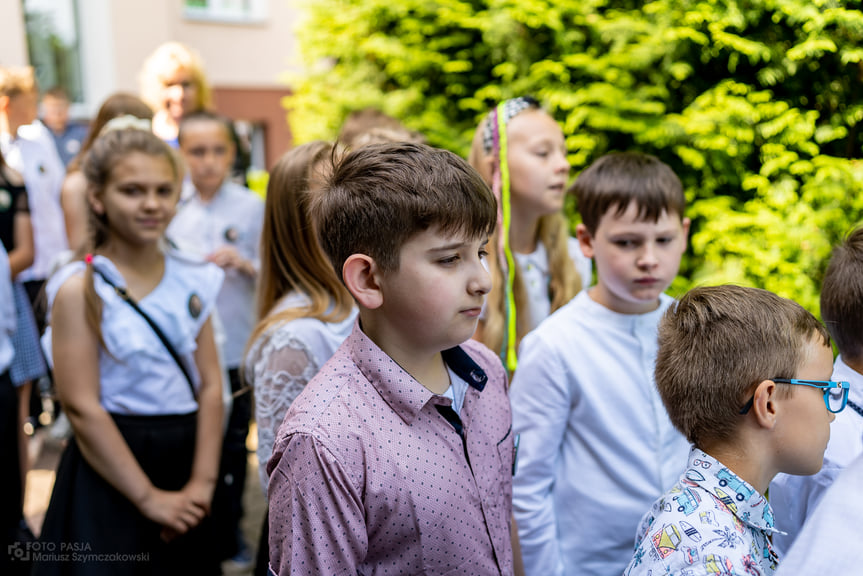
[{"xmin": 739, "ymin": 379, "xmax": 851, "ymax": 415}]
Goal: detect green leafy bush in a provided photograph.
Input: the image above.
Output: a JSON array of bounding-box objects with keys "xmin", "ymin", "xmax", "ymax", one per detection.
[{"xmin": 285, "ymin": 0, "xmax": 863, "ymax": 315}]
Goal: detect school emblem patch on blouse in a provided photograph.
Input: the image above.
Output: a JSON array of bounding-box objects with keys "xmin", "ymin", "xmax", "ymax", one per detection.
[
  {"xmin": 188, "ymin": 293, "xmax": 202, "ymax": 319},
  {"xmin": 223, "ymin": 227, "xmax": 238, "ymax": 243},
  {"xmin": 0, "ymin": 189, "xmax": 10, "ymax": 211}
]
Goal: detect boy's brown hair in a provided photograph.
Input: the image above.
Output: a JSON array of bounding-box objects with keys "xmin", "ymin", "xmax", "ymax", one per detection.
[
  {"xmin": 313, "ymin": 142, "xmax": 497, "ymax": 280},
  {"xmin": 177, "ymin": 110, "xmax": 233, "ymax": 146},
  {"xmin": 42, "ymin": 86, "xmax": 69, "ymax": 101},
  {"xmin": 0, "ymin": 66, "xmax": 37, "ymax": 98},
  {"xmin": 338, "ymin": 108, "xmax": 426, "ymax": 149},
  {"xmin": 821, "ymin": 227, "xmax": 863, "ymax": 363},
  {"xmin": 656, "ymin": 285, "xmax": 830, "ymax": 449},
  {"xmin": 570, "ymin": 152, "xmax": 685, "ymax": 235}
]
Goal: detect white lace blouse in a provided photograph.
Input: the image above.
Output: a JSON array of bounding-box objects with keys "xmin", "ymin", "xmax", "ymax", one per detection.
[{"xmin": 245, "ymin": 292, "xmax": 358, "ymax": 492}]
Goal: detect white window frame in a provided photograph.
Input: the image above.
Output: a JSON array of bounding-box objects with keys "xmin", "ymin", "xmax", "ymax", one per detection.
[{"xmin": 183, "ymin": 0, "xmax": 268, "ymax": 24}]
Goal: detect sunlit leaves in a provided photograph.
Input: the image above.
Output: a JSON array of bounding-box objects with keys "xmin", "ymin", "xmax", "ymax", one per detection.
[{"xmin": 285, "ymin": 0, "xmax": 863, "ymax": 315}]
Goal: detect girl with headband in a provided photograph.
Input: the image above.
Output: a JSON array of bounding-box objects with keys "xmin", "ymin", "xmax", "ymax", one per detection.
[{"xmin": 469, "ymin": 96, "xmax": 591, "ymax": 372}]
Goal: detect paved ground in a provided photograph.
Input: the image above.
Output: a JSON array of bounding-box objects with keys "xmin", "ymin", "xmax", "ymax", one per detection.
[{"xmin": 24, "ymin": 423, "xmax": 267, "ymax": 575}]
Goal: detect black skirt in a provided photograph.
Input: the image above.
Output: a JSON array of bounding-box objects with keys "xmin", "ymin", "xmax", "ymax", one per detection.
[
  {"xmin": 0, "ymin": 370, "xmax": 25, "ymax": 575},
  {"xmin": 33, "ymin": 412, "xmax": 221, "ymax": 576}
]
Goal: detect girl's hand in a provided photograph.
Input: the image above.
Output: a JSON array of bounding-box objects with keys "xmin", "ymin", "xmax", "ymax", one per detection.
[
  {"xmin": 206, "ymin": 246, "xmax": 255, "ymax": 276},
  {"xmin": 182, "ymin": 477, "xmax": 217, "ymax": 515},
  {"xmin": 137, "ymin": 487, "xmax": 207, "ymax": 536}
]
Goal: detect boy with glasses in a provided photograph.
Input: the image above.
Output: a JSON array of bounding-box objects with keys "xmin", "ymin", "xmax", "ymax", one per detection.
[
  {"xmin": 769, "ymin": 226, "xmax": 863, "ymax": 556},
  {"xmin": 624, "ymin": 285, "xmax": 847, "ymax": 576}
]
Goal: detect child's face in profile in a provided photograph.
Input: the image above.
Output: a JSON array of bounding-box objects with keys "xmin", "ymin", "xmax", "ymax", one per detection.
[
  {"xmin": 773, "ymin": 335, "xmax": 836, "ymax": 476},
  {"xmin": 506, "ymin": 109, "xmax": 570, "ymax": 219},
  {"xmin": 180, "ymin": 121, "xmax": 234, "ymax": 195},
  {"xmin": 578, "ymin": 201, "xmax": 689, "ymax": 314},
  {"xmin": 376, "ymin": 227, "xmax": 492, "ymax": 356}
]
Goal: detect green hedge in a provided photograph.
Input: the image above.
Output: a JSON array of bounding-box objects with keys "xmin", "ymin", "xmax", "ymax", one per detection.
[{"xmin": 284, "ymin": 0, "xmax": 863, "ymax": 315}]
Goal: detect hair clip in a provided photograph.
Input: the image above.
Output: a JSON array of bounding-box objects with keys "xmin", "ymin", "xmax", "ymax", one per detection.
[{"xmin": 99, "ymin": 115, "xmax": 153, "ymax": 137}]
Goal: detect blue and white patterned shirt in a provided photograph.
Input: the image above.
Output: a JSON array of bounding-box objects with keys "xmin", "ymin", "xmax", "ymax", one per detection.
[{"xmin": 625, "ymin": 448, "xmax": 780, "ymax": 576}]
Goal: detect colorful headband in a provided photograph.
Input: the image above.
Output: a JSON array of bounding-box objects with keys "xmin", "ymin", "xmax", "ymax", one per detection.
[
  {"xmin": 486, "ymin": 96, "xmax": 540, "ymax": 373},
  {"xmin": 482, "ymin": 96, "xmax": 540, "ymax": 155},
  {"xmin": 99, "ymin": 114, "xmax": 152, "ymax": 137}
]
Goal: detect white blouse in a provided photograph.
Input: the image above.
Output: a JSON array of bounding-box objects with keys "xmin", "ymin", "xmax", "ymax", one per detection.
[
  {"xmin": 43, "ymin": 251, "xmax": 223, "ymax": 415},
  {"xmin": 244, "ymin": 292, "xmax": 358, "ymax": 491},
  {"xmin": 512, "ymin": 236, "xmax": 592, "ymax": 330}
]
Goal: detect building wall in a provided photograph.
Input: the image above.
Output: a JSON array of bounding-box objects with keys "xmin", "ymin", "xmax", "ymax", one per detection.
[
  {"xmin": 3, "ymin": 0, "xmax": 301, "ymax": 170},
  {"xmin": 173, "ymin": 1, "xmax": 301, "ymax": 87},
  {"xmin": 0, "ymin": 0, "xmax": 30, "ymax": 67},
  {"xmin": 212, "ymin": 86, "xmax": 292, "ymax": 169}
]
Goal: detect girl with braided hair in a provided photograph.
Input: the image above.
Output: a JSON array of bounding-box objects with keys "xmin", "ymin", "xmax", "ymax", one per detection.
[{"xmin": 469, "ymin": 97, "xmax": 590, "ymax": 372}]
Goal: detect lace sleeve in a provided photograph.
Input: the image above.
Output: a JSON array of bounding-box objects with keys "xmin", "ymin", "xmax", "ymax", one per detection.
[{"xmin": 250, "ymin": 329, "xmax": 321, "ymax": 493}]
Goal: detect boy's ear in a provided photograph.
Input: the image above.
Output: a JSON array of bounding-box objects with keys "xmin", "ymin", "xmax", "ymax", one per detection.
[
  {"xmin": 342, "ymin": 254, "xmax": 383, "ymax": 310},
  {"xmin": 0, "ymin": 95, "xmax": 8, "ymax": 114},
  {"xmin": 575, "ymin": 223, "xmax": 595, "ymax": 259},
  {"xmin": 751, "ymin": 379, "xmax": 779, "ymax": 430}
]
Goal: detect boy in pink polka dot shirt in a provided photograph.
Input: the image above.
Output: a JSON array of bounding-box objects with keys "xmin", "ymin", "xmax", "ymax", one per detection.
[{"xmin": 266, "ymin": 142, "xmax": 515, "ymax": 575}]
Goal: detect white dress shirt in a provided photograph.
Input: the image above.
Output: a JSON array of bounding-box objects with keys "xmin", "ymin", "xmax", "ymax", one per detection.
[
  {"xmin": 774, "ymin": 452, "xmax": 863, "ymax": 575},
  {"xmin": 1, "ymin": 125, "xmax": 67, "ymax": 281},
  {"xmin": 511, "ymin": 291, "xmax": 690, "ymax": 576},
  {"xmin": 168, "ymin": 180, "xmax": 264, "ymax": 367},
  {"xmin": 769, "ymin": 355, "xmax": 863, "ymax": 555}
]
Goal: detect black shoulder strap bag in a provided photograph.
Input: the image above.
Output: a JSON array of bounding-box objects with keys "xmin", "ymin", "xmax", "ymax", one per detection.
[{"xmin": 94, "ymin": 268, "xmax": 198, "ymax": 401}]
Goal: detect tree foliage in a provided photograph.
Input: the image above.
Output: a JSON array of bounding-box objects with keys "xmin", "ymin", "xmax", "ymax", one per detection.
[{"xmin": 285, "ymin": 0, "xmax": 863, "ymax": 315}]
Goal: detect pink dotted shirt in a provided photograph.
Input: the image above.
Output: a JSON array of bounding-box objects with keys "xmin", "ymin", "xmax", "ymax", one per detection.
[{"xmin": 267, "ymin": 321, "xmax": 514, "ymax": 575}]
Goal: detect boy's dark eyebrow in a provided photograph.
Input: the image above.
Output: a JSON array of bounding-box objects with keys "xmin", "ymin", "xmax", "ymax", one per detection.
[
  {"xmin": 427, "ymin": 238, "xmax": 489, "ymax": 253},
  {"xmin": 428, "ymin": 242, "xmax": 470, "ymax": 253}
]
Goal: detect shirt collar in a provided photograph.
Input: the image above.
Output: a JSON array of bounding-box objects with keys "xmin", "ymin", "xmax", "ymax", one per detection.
[
  {"xmin": 684, "ymin": 448, "xmax": 780, "ymax": 534},
  {"xmin": 347, "ymin": 320, "xmax": 488, "ymax": 425},
  {"xmin": 181, "ymin": 179, "xmax": 229, "ymax": 208},
  {"xmin": 575, "ymin": 290, "xmax": 672, "ymax": 333}
]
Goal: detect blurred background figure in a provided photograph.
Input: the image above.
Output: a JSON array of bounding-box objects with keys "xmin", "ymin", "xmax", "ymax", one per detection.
[
  {"xmin": 168, "ymin": 111, "xmax": 264, "ymax": 571},
  {"xmin": 338, "ymin": 107, "xmax": 426, "ymax": 150},
  {"xmin": 38, "ymin": 87, "xmax": 88, "ymax": 167},
  {"xmin": 139, "ymin": 42, "xmax": 211, "ymax": 149},
  {"xmin": 61, "ymin": 93, "xmax": 153, "ymax": 253}
]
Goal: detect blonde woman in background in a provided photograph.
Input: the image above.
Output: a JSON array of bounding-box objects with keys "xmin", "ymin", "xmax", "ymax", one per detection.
[{"xmin": 139, "ymin": 42, "xmax": 212, "ymax": 148}]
